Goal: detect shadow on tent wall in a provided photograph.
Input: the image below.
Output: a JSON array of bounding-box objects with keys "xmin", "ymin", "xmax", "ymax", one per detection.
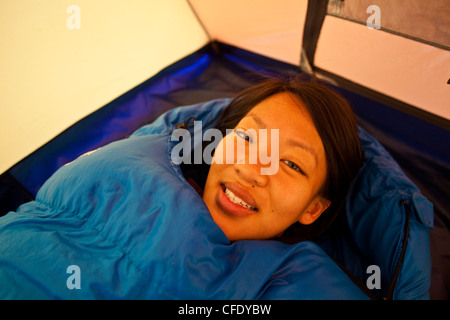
[{"xmin": 1, "ymin": 41, "xmax": 449, "ymax": 299}]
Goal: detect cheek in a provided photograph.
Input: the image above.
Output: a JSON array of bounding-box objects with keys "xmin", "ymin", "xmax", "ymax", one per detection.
[
  {"xmin": 268, "ymin": 181, "xmax": 313, "ymax": 220},
  {"xmin": 204, "ymin": 163, "xmax": 219, "ymax": 193},
  {"xmin": 203, "ymin": 161, "xmax": 228, "ymax": 201}
]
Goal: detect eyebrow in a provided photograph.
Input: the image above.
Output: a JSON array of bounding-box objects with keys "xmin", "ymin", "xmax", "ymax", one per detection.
[
  {"xmin": 246, "ymin": 112, "xmax": 318, "ymax": 165},
  {"xmin": 246, "ymin": 112, "xmax": 266, "ymax": 129},
  {"xmin": 286, "ymin": 139, "xmax": 318, "ymax": 165}
]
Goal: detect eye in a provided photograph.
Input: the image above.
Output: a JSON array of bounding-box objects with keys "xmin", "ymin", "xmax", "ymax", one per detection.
[
  {"xmin": 235, "ymin": 129, "xmax": 253, "ymax": 143},
  {"xmin": 281, "ymin": 159, "xmax": 307, "ymax": 177}
]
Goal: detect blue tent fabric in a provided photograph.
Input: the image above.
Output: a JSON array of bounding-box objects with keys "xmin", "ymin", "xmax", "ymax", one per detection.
[{"xmin": 0, "ymin": 98, "xmax": 432, "ymax": 299}]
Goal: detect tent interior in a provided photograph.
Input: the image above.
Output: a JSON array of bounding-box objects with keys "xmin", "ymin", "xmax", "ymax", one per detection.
[{"xmin": 0, "ymin": 0, "xmax": 449, "ymax": 299}]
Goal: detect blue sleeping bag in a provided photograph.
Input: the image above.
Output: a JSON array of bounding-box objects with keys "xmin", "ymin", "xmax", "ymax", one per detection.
[{"xmin": 0, "ymin": 99, "xmax": 432, "ymax": 299}]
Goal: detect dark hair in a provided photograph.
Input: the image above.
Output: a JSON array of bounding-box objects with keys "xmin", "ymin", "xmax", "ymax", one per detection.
[{"xmin": 216, "ymin": 75, "xmax": 364, "ymax": 243}]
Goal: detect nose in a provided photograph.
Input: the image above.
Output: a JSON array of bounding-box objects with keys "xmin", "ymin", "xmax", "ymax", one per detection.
[
  {"xmin": 233, "ymin": 161, "xmax": 269, "ymax": 187},
  {"xmin": 232, "ymin": 130, "xmax": 278, "ymax": 187}
]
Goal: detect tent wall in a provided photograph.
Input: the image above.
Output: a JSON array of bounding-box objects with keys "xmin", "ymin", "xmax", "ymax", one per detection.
[
  {"xmin": 315, "ymin": 15, "xmax": 450, "ymax": 121},
  {"xmin": 0, "ymin": 0, "xmax": 208, "ymax": 174},
  {"xmin": 189, "ymin": 0, "xmax": 308, "ymax": 65}
]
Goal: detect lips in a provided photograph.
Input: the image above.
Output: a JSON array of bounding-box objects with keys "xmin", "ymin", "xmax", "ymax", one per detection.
[{"xmin": 216, "ymin": 182, "xmax": 258, "ymax": 217}]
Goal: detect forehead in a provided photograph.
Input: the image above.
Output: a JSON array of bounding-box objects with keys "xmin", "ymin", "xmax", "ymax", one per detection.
[{"xmin": 244, "ymin": 92, "xmax": 313, "ymax": 130}]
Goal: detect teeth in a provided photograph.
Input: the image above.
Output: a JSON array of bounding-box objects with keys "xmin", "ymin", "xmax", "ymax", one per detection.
[{"xmin": 224, "ymin": 188, "xmax": 256, "ymax": 211}]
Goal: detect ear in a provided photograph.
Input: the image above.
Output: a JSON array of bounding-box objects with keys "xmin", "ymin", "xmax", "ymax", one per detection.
[{"xmin": 298, "ymin": 196, "xmax": 331, "ymax": 225}]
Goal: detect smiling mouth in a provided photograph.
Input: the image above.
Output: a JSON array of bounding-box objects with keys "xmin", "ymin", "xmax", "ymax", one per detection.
[{"xmin": 223, "ymin": 186, "xmax": 258, "ymax": 212}]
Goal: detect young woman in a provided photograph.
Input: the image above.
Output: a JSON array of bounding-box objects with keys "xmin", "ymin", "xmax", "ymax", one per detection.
[{"xmin": 183, "ymin": 76, "xmax": 364, "ymax": 243}]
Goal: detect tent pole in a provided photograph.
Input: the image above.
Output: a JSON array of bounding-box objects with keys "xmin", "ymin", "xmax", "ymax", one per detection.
[{"xmin": 301, "ymin": 0, "xmax": 329, "ymax": 71}]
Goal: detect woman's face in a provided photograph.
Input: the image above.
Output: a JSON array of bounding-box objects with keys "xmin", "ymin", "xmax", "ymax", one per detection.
[{"xmin": 203, "ymin": 93, "xmax": 331, "ymax": 241}]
